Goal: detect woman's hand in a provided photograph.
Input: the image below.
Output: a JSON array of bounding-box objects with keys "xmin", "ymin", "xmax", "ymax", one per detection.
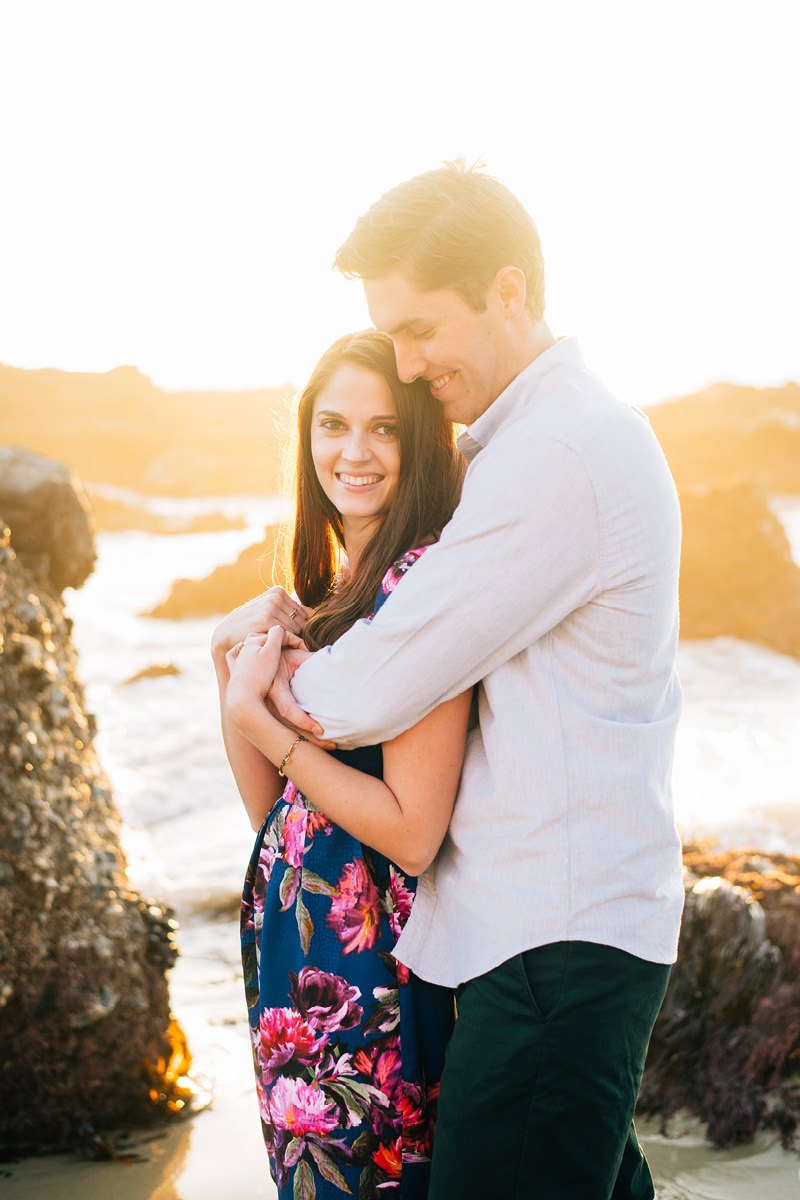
[
  {"xmin": 226, "ymin": 626, "xmax": 290, "ymax": 718},
  {"xmin": 227, "ymin": 630, "xmax": 334, "ymax": 748},
  {"xmin": 210, "ymin": 587, "xmax": 312, "ymax": 666}
]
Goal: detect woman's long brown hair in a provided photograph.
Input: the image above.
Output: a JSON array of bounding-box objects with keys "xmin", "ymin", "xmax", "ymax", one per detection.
[{"xmin": 291, "ymin": 330, "xmax": 464, "ymax": 650}]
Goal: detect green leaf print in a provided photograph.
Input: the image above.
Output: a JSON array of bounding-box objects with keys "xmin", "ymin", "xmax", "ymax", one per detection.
[
  {"xmin": 280, "ymin": 866, "xmax": 298, "ymax": 909},
  {"xmin": 294, "ymin": 1159, "xmax": 316, "ymax": 1200},
  {"xmin": 301, "ymin": 869, "xmax": 337, "ymax": 896},
  {"xmin": 284, "ymin": 1136, "xmax": 305, "ymax": 1168},
  {"xmin": 324, "ymin": 1080, "xmax": 370, "ymax": 1124},
  {"xmin": 349, "ymin": 1130, "xmax": 376, "ymax": 1163},
  {"xmin": 307, "ymin": 1140, "xmax": 352, "ymax": 1192},
  {"xmin": 296, "ymin": 894, "xmax": 314, "ymax": 956},
  {"xmin": 242, "ymin": 940, "xmax": 257, "ymax": 987},
  {"xmin": 357, "ymin": 1162, "xmax": 377, "ymax": 1200}
]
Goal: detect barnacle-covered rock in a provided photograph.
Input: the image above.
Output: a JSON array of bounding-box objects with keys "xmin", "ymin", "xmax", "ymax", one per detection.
[
  {"xmin": 0, "ymin": 455, "xmax": 192, "ymax": 1152},
  {"xmin": 640, "ymin": 847, "xmax": 800, "ymax": 1149}
]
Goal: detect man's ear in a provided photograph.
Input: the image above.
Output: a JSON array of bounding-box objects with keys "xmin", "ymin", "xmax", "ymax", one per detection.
[{"xmin": 493, "ymin": 266, "xmax": 527, "ymax": 319}]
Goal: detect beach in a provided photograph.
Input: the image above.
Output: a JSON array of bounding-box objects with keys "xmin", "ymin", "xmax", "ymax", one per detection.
[
  {"xmin": 4, "ymin": 928, "xmax": 799, "ymax": 1200},
  {"xmin": 2, "ymin": 494, "xmax": 800, "ymax": 1198}
]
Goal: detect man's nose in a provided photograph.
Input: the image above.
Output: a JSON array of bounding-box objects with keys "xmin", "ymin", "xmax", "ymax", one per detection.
[{"xmin": 393, "ymin": 339, "xmax": 426, "ymax": 384}]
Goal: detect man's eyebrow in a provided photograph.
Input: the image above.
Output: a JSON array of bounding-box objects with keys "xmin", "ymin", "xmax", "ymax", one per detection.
[{"xmin": 385, "ymin": 318, "xmax": 423, "ymax": 336}]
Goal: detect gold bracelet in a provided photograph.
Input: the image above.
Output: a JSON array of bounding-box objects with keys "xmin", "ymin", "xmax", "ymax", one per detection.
[{"xmin": 278, "ymin": 734, "xmax": 307, "ymax": 777}]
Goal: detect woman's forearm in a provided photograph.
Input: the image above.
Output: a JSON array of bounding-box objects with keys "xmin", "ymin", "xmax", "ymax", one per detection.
[
  {"xmin": 214, "ymin": 652, "xmax": 285, "ymax": 830},
  {"xmin": 228, "ymin": 693, "xmax": 446, "ymax": 876}
]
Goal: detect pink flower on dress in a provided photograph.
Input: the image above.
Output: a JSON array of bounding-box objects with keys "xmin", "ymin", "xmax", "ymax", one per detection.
[
  {"xmin": 379, "ymin": 547, "xmax": 428, "ymax": 598},
  {"xmin": 326, "ymin": 858, "xmax": 382, "ymax": 954},
  {"xmin": 388, "ymin": 867, "xmax": 414, "ymax": 939},
  {"xmin": 267, "ymin": 1076, "xmax": 339, "ymax": 1136},
  {"xmin": 258, "ymin": 1007, "xmax": 327, "ymax": 1083},
  {"xmin": 281, "ymin": 806, "xmax": 307, "ymax": 868}
]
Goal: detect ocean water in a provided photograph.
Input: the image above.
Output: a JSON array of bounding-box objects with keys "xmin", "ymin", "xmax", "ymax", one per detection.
[{"xmin": 65, "ymin": 493, "xmax": 800, "ymax": 899}]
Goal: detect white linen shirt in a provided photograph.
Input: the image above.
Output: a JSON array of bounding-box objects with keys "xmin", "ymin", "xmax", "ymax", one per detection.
[{"xmin": 292, "ymin": 337, "xmax": 685, "ymax": 987}]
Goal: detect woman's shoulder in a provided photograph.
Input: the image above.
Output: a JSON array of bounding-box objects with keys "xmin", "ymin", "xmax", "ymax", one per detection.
[{"xmin": 373, "ymin": 545, "xmax": 431, "ymax": 616}]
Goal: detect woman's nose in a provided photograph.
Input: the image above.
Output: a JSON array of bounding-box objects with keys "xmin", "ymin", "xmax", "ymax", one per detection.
[{"xmin": 341, "ymin": 430, "xmax": 370, "ymax": 461}]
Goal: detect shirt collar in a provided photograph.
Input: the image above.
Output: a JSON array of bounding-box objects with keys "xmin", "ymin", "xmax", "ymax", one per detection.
[{"xmin": 456, "ymin": 336, "xmax": 584, "ymax": 462}]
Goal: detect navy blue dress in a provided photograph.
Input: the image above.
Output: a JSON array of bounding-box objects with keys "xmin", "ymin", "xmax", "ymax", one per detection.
[{"xmin": 240, "ymin": 549, "xmax": 454, "ymax": 1199}]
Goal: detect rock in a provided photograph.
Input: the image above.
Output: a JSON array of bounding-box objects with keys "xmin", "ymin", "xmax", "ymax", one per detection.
[
  {"xmin": 125, "ymin": 661, "xmax": 182, "ymax": 683},
  {"xmin": 643, "ymin": 385, "xmax": 800, "ymax": 658},
  {"xmin": 87, "ymin": 489, "xmax": 247, "ymax": 534},
  {"xmin": 143, "ymin": 525, "xmax": 283, "ymax": 619},
  {"xmin": 639, "ymin": 848, "xmax": 800, "ymax": 1150},
  {"xmin": 0, "ymin": 446, "xmax": 96, "ymax": 592},
  {"xmin": 647, "ymin": 382, "xmax": 800, "ymax": 495},
  {"xmin": 677, "ymin": 479, "xmax": 800, "ymax": 657},
  {"xmin": 0, "ymin": 526, "xmax": 193, "ymax": 1152}
]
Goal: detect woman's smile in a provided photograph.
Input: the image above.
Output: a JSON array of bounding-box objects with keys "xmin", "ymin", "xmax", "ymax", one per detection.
[{"xmin": 337, "ymin": 472, "xmax": 385, "ymax": 488}]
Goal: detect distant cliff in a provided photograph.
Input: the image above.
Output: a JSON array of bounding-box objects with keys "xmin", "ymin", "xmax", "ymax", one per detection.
[
  {"xmin": 646, "ymin": 383, "xmax": 800, "ymax": 657},
  {"xmin": 0, "ymin": 448, "xmax": 192, "ymax": 1152},
  {"xmin": 647, "ymin": 382, "xmax": 800, "ymax": 495},
  {"xmin": 0, "ymin": 361, "xmax": 291, "ymax": 497},
  {"xmin": 678, "ymin": 480, "xmax": 800, "ymax": 657}
]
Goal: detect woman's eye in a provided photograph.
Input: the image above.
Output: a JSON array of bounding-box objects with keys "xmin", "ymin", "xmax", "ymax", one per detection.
[
  {"xmin": 375, "ymin": 423, "xmax": 398, "ymax": 437},
  {"xmin": 320, "ymin": 418, "xmax": 344, "ymax": 431}
]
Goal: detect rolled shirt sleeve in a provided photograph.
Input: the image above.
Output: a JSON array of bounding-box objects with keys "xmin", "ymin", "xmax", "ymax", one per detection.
[{"xmin": 291, "ymin": 434, "xmax": 601, "ymax": 748}]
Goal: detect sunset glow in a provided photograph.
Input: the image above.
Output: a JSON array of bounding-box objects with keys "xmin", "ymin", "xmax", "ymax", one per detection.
[{"xmin": 0, "ymin": 0, "xmax": 797, "ymax": 408}]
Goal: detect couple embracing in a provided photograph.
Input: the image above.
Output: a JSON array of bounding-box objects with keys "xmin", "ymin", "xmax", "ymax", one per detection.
[{"xmin": 212, "ymin": 162, "xmax": 684, "ymax": 1200}]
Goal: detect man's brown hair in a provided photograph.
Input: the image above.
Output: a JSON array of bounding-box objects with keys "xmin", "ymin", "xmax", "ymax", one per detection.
[{"xmin": 334, "ymin": 159, "xmax": 545, "ymax": 318}]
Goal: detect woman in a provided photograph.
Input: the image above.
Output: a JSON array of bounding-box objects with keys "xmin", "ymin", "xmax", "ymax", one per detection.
[{"xmin": 211, "ymin": 331, "xmax": 469, "ymax": 1199}]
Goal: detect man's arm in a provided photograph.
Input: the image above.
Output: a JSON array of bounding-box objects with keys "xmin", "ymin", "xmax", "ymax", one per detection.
[{"xmin": 289, "ymin": 435, "xmax": 602, "ymax": 748}]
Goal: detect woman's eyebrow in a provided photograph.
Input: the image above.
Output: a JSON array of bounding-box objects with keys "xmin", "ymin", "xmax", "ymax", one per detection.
[{"xmin": 315, "ymin": 409, "xmax": 396, "ymax": 421}]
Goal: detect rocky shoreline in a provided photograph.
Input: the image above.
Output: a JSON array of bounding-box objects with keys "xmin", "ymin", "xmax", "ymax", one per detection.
[
  {"xmin": 641, "ymin": 847, "xmax": 800, "ymax": 1150},
  {"xmin": 0, "ymin": 449, "xmax": 194, "ymax": 1154}
]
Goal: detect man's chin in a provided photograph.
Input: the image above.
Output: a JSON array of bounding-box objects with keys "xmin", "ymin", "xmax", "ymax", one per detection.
[{"xmin": 439, "ymin": 397, "xmax": 469, "ymax": 425}]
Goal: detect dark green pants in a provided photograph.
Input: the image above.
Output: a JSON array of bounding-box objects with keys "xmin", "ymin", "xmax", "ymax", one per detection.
[{"xmin": 429, "ymin": 941, "xmax": 670, "ymax": 1200}]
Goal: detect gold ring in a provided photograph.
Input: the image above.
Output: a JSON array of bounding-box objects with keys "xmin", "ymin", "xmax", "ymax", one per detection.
[{"xmin": 289, "ymin": 609, "xmax": 298, "ymax": 620}]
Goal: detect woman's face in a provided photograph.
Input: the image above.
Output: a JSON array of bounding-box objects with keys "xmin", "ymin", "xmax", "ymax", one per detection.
[{"xmin": 310, "ymin": 364, "xmax": 402, "ymax": 545}]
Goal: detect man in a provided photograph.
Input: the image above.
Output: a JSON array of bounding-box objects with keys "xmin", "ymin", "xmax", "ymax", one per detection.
[{"xmin": 271, "ymin": 162, "xmax": 684, "ymax": 1199}]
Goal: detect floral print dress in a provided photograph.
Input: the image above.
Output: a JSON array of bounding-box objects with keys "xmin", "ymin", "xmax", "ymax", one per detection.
[{"xmin": 240, "ymin": 548, "xmax": 454, "ymax": 1200}]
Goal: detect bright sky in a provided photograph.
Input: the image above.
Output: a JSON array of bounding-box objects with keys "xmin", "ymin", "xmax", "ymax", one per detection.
[{"xmin": 1, "ymin": 0, "xmax": 797, "ymax": 408}]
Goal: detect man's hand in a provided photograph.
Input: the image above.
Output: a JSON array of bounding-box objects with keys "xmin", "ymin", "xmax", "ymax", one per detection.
[{"xmin": 266, "ymin": 641, "xmax": 332, "ymax": 745}]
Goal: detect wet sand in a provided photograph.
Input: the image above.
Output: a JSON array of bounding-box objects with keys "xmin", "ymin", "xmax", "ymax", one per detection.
[
  {"xmin": 2, "ymin": 915, "xmax": 798, "ymax": 1199},
  {"xmin": 3, "ymin": 1108, "xmax": 798, "ymax": 1200}
]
